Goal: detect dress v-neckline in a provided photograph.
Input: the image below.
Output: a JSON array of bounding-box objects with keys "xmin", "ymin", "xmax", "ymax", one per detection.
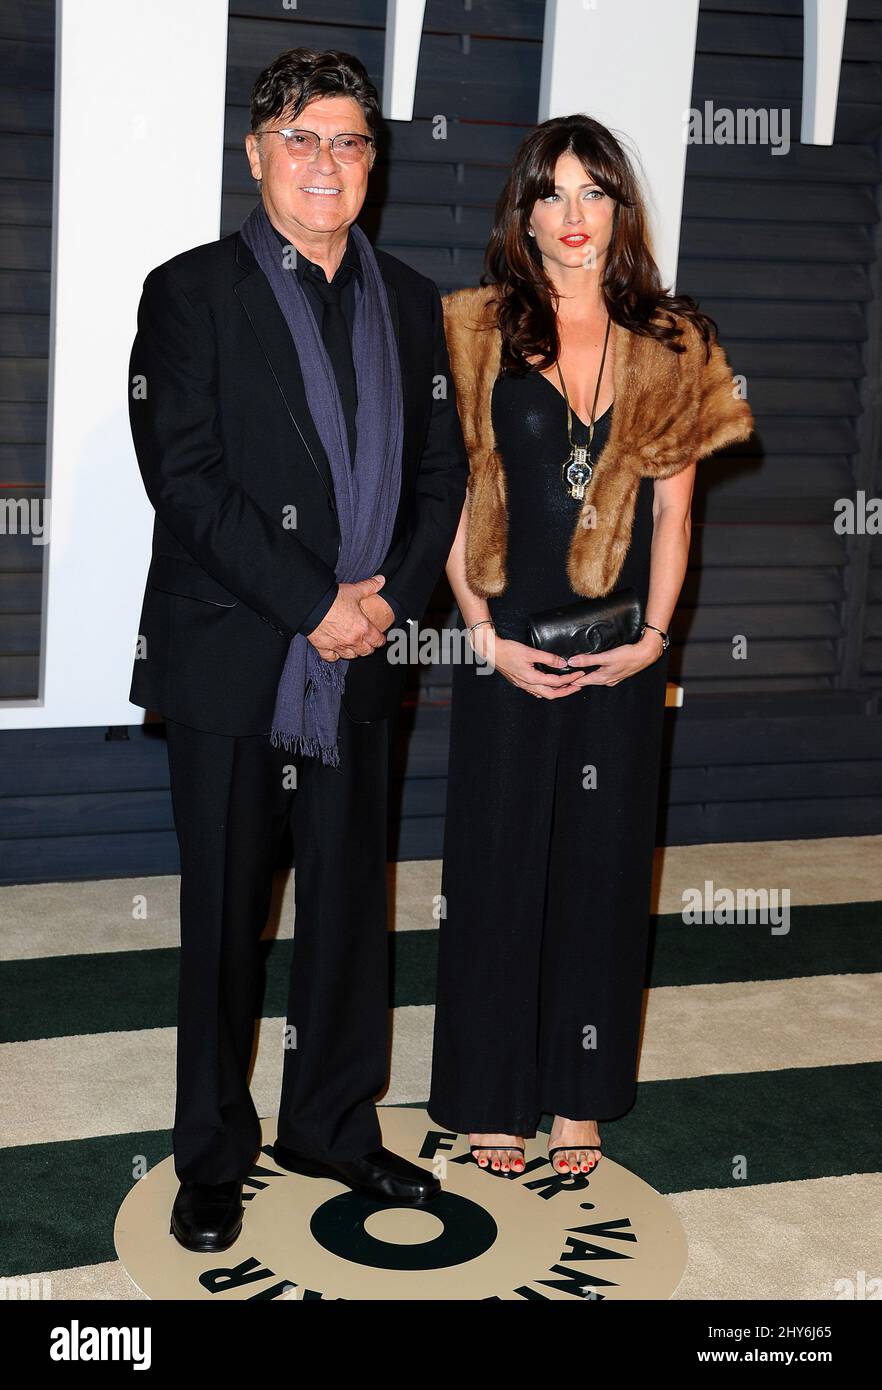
[{"xmin": 533, "ymin": 368, "xmax": 614, "ymax": 432}]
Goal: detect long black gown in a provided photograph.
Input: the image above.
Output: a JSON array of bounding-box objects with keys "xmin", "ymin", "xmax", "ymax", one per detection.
[{"xmin": 427, "ymin": 370, "xmax": 670, "ymax": 1137}]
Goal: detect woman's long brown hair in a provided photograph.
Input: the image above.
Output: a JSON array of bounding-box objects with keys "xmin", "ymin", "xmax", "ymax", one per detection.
[{"xmin": 484, "ymin": 114, "xmax": 717, "ymax": 372}]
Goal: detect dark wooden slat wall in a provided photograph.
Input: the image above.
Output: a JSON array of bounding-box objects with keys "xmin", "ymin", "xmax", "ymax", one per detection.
[
  {"xmin": 0, "ymin": 0, "xmax": 52, "ymax": 701},
  {"xmin": 222, "ymin": 0, "xmax": 882, "ymax": 701},
  {"xmin": 856, "ymin": 164, "xmax": 882, "ymax": 685},
  {"xmin": 1, "ymin": 0, "xmax": 881, "ymax": 882},
  {"xmin": 3, "ymin": 693, "xmax": 882, "ymax": 882}
]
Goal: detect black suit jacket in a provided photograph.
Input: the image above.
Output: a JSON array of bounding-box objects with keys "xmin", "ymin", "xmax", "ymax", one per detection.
[{"xmin": 127, "ymin": 228, "xmax": 468, "ymax": 734}]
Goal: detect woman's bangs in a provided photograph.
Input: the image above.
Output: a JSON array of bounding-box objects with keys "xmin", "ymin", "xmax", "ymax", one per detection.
[{"xmin": 522, "ymin": 133, "xmax": 622, "ymax": 208}]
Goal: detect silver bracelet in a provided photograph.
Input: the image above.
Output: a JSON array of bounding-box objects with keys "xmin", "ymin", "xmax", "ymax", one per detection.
[
  {"xmin": 641, "ymin": 622, "xmax": 670, "ymax": 653},
  {"xmin": 467, "ymin": 618, "xmax": 495, "ymax": 636}
]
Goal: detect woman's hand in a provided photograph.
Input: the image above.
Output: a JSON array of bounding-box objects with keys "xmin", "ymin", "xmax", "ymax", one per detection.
[
  {"xmin": 471, "ymin": 629, "xmax": 584, "ymax": 699},
  {"xmin": 564, "ymin": 630, "xmax": 666, "ymax": 687}
]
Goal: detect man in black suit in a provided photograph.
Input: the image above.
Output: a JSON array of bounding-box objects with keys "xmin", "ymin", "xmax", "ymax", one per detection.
[{"xmin": 128, "ymin": 48, "xmax": 468, "ymax": 1251}]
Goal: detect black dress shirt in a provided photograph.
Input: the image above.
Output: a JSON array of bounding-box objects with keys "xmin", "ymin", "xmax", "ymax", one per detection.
[{"xmin": 269, "ymin": 220, "xmax": 404, "ymax": 637}]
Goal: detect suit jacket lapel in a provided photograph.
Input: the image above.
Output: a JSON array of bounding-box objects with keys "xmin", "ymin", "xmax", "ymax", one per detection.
[
  {"xmin": 376, "ymin": 266, "xmax": 412, "ymax": 468},
  {"xmin": 234, "ymin": 232, "xmax": 334, "ymax": 498},
  {"xmin": 234, "ymin": 231, "xmax": 408, "ymax": 501}
]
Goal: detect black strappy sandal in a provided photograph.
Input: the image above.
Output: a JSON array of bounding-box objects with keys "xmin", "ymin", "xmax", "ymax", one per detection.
[
  {"xmin": 470, "ymin": 1143, "xmax": 526, "ymax": 1173},
  {"xmin": 548, "ymin": 1143, "xmax": 602, "ymax": 1174}
]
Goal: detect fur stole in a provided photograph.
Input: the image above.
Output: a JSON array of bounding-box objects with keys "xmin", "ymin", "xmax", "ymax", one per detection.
[{"xmin": 442, "ymin": 285, "xmax": 755, "ymax": 598}]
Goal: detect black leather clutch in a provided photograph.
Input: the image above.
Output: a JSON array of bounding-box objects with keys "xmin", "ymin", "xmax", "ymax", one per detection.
[{"xmin": 527, "ymin": 587, "xmax": 644, "ymax": 675}]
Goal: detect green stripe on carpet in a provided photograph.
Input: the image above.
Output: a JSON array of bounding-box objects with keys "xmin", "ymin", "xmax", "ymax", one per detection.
[
  {"xmin": 3, "ymin": 901, "xmax": 881, "ymax": 1043},
  {"xmin": 1, "ymin": 1063, "xmax": 880, "ymax": 1277}
]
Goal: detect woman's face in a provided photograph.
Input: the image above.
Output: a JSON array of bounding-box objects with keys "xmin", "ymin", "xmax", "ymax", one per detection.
[{"xmin": 528, "ymin": 151, "xmax": 616, "ymax": 275}]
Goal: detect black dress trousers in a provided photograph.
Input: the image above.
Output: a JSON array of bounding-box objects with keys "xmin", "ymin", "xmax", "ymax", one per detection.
[{"xmin": 165, "ymin": 705, "xmax": 391, "ymax": 1181}]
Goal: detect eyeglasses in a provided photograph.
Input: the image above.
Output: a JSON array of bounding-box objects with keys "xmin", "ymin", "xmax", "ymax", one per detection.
[{"xmin": 260, "ymin": 127, "xmax": 375, "ymax": 164}]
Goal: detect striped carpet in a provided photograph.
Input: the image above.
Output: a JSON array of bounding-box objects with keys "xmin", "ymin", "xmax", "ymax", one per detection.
[{"xmin": 1, "ymin": 835, "xmax": 880, "ymax": 1300}]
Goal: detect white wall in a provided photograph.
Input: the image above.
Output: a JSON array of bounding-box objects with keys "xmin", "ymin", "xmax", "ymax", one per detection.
[{"xmin": 0, "ymin": 0, "xmax": 229, "ymax": 729}]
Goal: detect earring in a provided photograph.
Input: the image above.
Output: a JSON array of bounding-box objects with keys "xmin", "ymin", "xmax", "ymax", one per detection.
[{"xmin": 528, "ymin": 228, "xmax": 536, "ymax": 237}]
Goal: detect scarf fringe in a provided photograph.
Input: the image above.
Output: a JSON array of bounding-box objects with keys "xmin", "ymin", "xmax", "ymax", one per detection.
[{"xmin": 269, "ymin": 726, "xmax": 341, "ymax": 768}]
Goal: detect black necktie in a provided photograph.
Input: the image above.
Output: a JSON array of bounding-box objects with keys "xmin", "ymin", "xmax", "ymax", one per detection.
[{"xmin": 305, "ymin": 266, "xmax": 358, "ymax": 466}]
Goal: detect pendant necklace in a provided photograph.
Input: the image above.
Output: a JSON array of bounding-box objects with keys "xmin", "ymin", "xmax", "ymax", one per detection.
[{"xmin": 555, "ymin": 314, "xmax": 612, "ymax": 501}]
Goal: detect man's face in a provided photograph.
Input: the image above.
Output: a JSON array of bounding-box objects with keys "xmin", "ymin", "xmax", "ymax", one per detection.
[{"xmin": 245, "ymin": 93, "xmax": 375, "ymax": 242}]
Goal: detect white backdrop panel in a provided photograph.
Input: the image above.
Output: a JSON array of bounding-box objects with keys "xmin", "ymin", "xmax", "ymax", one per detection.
[{"xmin": 0, "ymin": 0, "xmax": 228, "ymax": 728}]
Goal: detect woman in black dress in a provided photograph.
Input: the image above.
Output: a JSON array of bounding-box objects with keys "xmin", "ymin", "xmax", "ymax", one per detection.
[{"xmin": 428, "ymin": 115, "xmax": 752, "ymax": 1175}]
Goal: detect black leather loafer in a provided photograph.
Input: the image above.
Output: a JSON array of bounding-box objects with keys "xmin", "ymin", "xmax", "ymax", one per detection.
[
  {"xmin": 169, "ymin": 1179, "xmax": 244, "ymax": 1252},
  {"xmin": 272, "ymin": 1141, "xmax": 441, "ymax": 1204}
]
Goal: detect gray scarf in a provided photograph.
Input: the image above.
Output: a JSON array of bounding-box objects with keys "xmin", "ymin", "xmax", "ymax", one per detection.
[{"xmin": 239, "ymin": 202, "xmax": 403, "ymax": 766}]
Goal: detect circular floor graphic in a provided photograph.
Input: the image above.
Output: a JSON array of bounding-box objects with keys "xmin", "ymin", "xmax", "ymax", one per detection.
[{"xmin": 115, "ymin": 1110, "xmax": 687, "ymax": 1300}]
